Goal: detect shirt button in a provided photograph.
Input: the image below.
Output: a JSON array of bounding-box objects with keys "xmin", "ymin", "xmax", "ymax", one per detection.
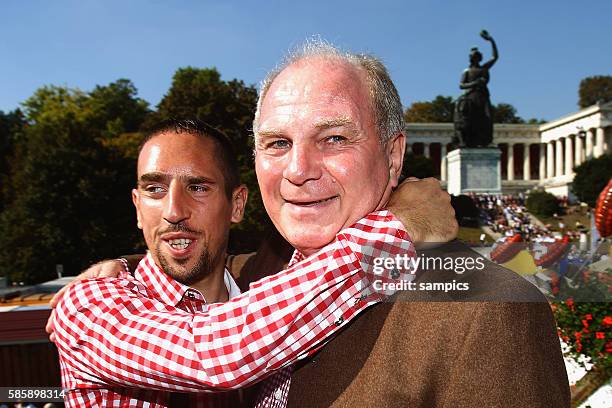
[{"xmin": 274, "ymin": 388, "xmax": 283, "ymax": 400}]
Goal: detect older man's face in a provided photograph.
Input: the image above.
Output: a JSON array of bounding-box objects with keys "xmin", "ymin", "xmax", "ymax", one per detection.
[{"xmin": 255, "ymin": 58, "xmax": 404, "ymax": 255}]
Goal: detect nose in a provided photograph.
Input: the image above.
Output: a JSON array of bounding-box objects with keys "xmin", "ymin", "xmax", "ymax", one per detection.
[
  {"xmin": 283, "ymin": 143, "xmax": 322, "ymax": 185},
  {"xmin": 162, "ymin": 181, "xmax": 190, "ymax": 224}
]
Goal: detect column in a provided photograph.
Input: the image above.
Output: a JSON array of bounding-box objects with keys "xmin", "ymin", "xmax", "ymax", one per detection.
[
  {"xmin": 523, "ymin": 144, "xmax": 531, "ymax": 180},
  {"xmin": 440, "ymin": 143, "xmax": 447, "ymax": 182},
  {"xmin": 555, "ymin": 139, "xmax": 563, "ymax": 177},
  {"xmin": 595, "ymin": 128, "xmax": 605, "ymax": 158},
  {"xmin": 547, "ymin": 142, "xmax": 554, "ymax": 179},
  {"xmin": 507, "ymin": 143, "xmax": 514, "ymax": 181},
  {"xmin": 586, "ymin": 129, "xmax": 594, "ymax": 159},
  {"xmin": 423, "ymin": 143, "xmax": 430, "ymax": 158},
  {"xmin": 575, "ymin": 133, "xmax": 583, "ymax": 167},
  {"xmin": 539, "ymin": 144, "xmax": 546, "ymax": 180},
  {"xmin": 565, "ymin": 136, "xmax": 574, "ymax": 175}
]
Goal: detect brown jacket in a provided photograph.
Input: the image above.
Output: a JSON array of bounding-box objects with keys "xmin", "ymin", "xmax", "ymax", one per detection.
[
  {"xmin": 283, "ymin": 241, "xmax": 570, "ymax": 407},
  {"xmin": 128, "ymin": 239, "xmax": 570, "ymax": 407}
]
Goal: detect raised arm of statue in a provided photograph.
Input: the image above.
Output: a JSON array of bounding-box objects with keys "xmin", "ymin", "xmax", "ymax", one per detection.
[{"xmin": 481, "ymin": 30, "xmax": 498, "ymax": 70}]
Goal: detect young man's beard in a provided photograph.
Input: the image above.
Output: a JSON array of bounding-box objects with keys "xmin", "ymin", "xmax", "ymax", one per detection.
[{"xmin": 156, "ymin": 242, "xmax": 213, "ymax": 286}]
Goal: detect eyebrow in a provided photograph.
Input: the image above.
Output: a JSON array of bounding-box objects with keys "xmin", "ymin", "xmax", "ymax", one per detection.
[
  {"xmin": 256, "ymin": 117, "xmax": 358, "ymax": 139},
  {"xmin": 313, "ymin": 117, "xmax": 355, "ymax": 129},
  {"xmin": 255, "ymin": 128, "xmax": 284, "ymax": 139},
  {"xmin": 138, "ymin": 172, "xmax": 216, "ymax": 186}
]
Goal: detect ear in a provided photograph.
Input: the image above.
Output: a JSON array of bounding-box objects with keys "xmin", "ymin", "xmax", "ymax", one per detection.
[
  {"xmin": 230, "ymin": 184, "xmax": 248, "ymax": 223},
  {"xmin": 386, "ymin": 132, "xmax": 406, "ymax": 188},
  {"xmin": 132, "ymin": 188, "xmax": 143, "ymax": 229}
]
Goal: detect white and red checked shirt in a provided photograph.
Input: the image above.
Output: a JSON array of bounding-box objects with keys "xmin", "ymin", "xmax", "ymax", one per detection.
[{"xmin": 54, "ymin": 210, "xmax": 415, "ymax": 407}]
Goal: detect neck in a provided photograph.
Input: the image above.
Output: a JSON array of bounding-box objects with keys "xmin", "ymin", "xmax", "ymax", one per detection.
[{"xmin": 190, "ymin": 261, "xmax": 229, "ymax": 303}]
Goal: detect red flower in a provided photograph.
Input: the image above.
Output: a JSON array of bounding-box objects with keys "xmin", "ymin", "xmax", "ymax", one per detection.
[
  {"xmin": 585, "ymin": 314, "xmax": 593, "ymax": 320},
  {"xmin": 596, "ymin": 332, "xmax": 605, "ymax": 340},
  {"xmin": 566, "ymin": 298, "xmax": 575, "ymax": 309},
  {"xmin": 603, "ymin": 316, "xmax": 612, "ymax": 326},
  {"xmin": 575, "ymin": 332, "xmax": 583, "ymax": 340},
  {"xmin": 582, "ymin": 320, "xmax": 590, "ymax": 328}
]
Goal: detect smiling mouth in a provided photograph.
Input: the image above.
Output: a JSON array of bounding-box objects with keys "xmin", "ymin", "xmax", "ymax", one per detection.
[
  {"xmin": 286, "ymin": 196, "xmax": 338, "ymax": 207},
  {"xmin": 167, "ymin": 238, "xmax": 193, "ymax": 250}
]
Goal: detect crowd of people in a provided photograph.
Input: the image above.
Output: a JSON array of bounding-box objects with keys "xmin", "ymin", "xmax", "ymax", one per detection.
[{"xmin": 469, "ymin": 193, "xmax": 585, "ymax": 242}]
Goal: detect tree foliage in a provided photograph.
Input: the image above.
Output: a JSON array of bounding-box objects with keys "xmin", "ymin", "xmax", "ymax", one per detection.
[
  {"xmin": 404, "ymin": 95, "xmax": 455, "ymax": 123},
  {"xmin": 578, "ymin": 75, "xmax": 612, "ymax": 108},
  {"xmin": 526, "ymin": 190, "xmax": 559, "ymax": 216},
  {"xmin": 404, "ymin": 95, "xmax": 528, "ymax": 124},
  {"xmin": 572, "ymin": 155, "xmax": 612, "ymax": 207},
  {"xmin": 0, "ymin": 109, "xmax": 25, "ymax": 211},
  {"xmin": 491, "ymin": 103, "xmax": 524, "ymax": 124},
  {"xmin": 400, "ymin": 153, "xmax": 435, "ymax": 180},
  {"xmin": 0, "ymin": 80, "xmax": 149, "ymax": 283}
]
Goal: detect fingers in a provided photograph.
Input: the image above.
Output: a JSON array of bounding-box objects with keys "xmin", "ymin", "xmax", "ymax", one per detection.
[
  {"xmin": 46, "ymin": 309, "xmax": 57, "ymax": 343},
  {"xmin": 45, "ymin": 310, "xmax": 54, "ymax": 334},
  {"xmin": 49, "ymin": 284, "xmax": 69, "ymax": 308},
  {"xmin": 47, "ymin": 259, "xmax": 124, "ymax": 344},
  {"xmin": 98, "ymin": 260, "xmax": 124, "ymax": 278}
]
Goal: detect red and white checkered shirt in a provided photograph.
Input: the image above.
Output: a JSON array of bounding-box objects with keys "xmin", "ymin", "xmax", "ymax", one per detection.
[{"xmin": 54, "ymin": 210, "xmax": 415, "ymax": 407}]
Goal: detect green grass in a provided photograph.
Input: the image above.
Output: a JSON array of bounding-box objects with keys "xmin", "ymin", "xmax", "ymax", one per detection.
[
  {"xmin": 534, "ymin": 205, "xmax": 591, "ymax": 232},
  {"xmin": 457, "ymin": 226, "xmax": 495, "ymax": 245}
]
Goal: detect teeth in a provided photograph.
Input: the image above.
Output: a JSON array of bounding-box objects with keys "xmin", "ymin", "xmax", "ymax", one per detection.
[{"xmin": 168, "ymin": 238, "xmax": 192, "ymax": 250}]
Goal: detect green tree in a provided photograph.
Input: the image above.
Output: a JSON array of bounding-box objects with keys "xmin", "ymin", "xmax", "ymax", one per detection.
[
  {"xmin": 400, "ymin": 153, "xmax": 435, "ymax": 180},
  {"xmin": 0, "ymin": 109, "xmax": 25, "ymax": 211},
  {"xmin": 404, "ymin": 95, "xmax": 455, "ymax": 123},
  {"xmin": 145, "ymin": 67, "xmax": 267, "ymax": 248},
  {"xmin": 572, "ymin": 155, "xmax": 612, "ymax": 207},
  {"xmin": 579, "ymin": 75, "xmax": 612, "ymax": 108},
  {"xmin": 526, "ymin": 191, "xmax": 559, "ymax": 216},
  {"xmin": 0, "ymin": 80, "xmax": 149, "ymax": 284},
  {"xmin": 491, "ymin": 103, "xmax": 524, "ymax": 124},
  {"xmin": 404, "ymin": 96, "xmax": 526, "ymax": 124}
]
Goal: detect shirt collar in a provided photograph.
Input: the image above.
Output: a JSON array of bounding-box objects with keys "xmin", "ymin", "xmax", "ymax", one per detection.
[
  {"xmin": 288, "ymin": 250, "xmax": 305, "ymax": 267},
  {"xmin": 134, "ymin": 252, "xmax": 240, "ymax": 307}
]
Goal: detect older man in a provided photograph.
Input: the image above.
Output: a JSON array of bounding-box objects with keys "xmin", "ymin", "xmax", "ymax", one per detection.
[{"xmin": 247, "ymin": 42, "xmax": 569, "ymax": 407}]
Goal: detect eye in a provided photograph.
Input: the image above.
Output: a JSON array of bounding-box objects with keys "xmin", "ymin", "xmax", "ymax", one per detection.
[
  {"xmin": 144, "ymin": 185, "xmax": 166, "ymax": 194},
  {"xmin": 266, "ymin": 139, "xmax": 291, "ymax": 149},
  {"xmin": 189, "ymin": 185, "xmax": 210, "ymax": 193},
  {"xmin": 324, "ymin": 135, "xmax": 348, "ymax": 144}
]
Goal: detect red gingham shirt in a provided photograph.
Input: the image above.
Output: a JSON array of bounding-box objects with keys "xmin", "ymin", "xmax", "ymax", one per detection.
[{"xmin": 54, "ymin": 210, "xmax": 415, "ymax": 407}]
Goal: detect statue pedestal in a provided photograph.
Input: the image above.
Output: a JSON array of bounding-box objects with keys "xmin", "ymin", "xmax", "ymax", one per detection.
[{"xmin": 446, "ymin": 148, "xmax": 501, "ymax": 195}]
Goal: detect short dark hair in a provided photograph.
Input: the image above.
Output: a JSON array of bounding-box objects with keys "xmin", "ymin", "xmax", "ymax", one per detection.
[{"xmin": 138, "ymin": 119, "xmax": 240, "ymax": 198}]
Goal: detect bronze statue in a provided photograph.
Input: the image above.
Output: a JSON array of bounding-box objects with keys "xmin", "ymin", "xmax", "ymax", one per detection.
[{"xmin": 454, "ymin": 30, "xmax": 498, "ymax": 147}]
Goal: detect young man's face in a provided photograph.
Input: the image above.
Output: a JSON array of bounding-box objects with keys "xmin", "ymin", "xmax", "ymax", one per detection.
[
  {"xmin": 132, "ymin": 131, "xmax": 246, "ymax": 284},
  {"xmin": 255, "ymin": 58, "xmax": 404, "ymax": 255}
]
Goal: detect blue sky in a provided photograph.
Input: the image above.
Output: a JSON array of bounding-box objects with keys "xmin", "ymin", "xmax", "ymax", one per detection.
[{"xmin": 1, "ymin": 0, "xmax": 610, "ymax": 121}]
